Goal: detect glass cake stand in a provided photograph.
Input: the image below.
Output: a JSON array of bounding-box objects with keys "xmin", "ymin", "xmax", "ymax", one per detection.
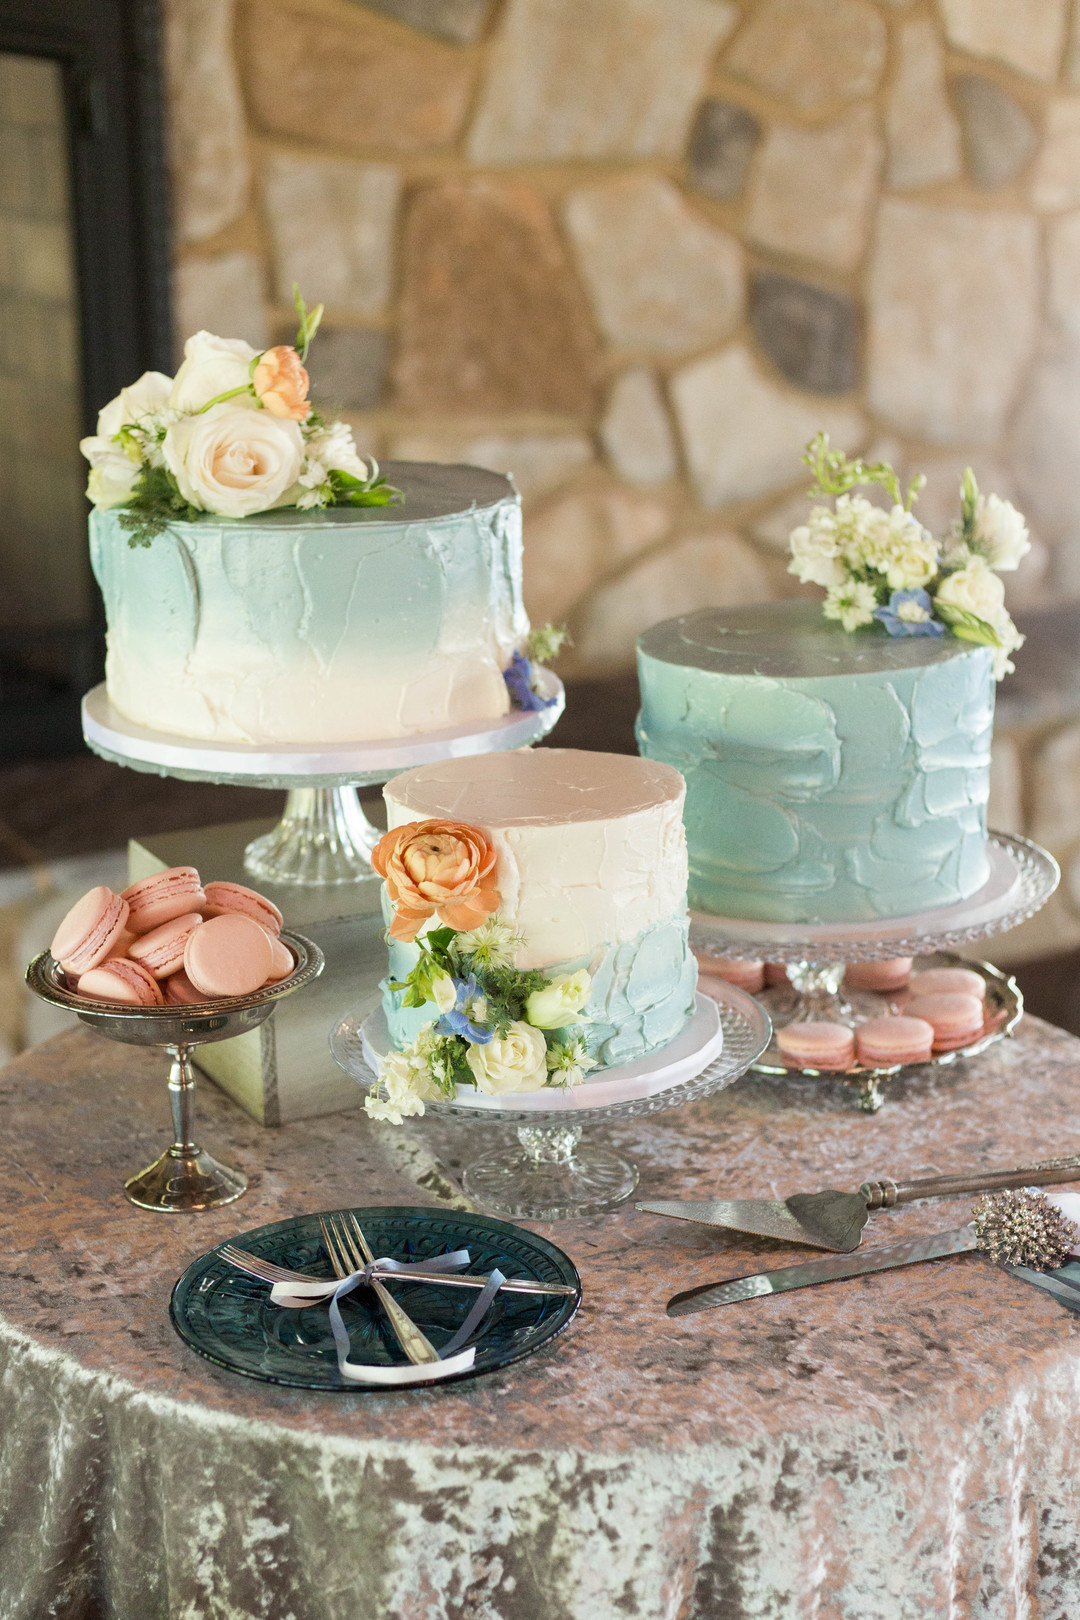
[
  {"xmin": 690, "ymin": 830, "xmax": 1058, "ymax": 1112},
  {"xmin": 330, "ymin": 983, "xmax": 771, "ymax": 1220},
  {"xmin": 81, "ymin": 672, "xmax": 564, "ymax": 887},
  {"xmin": 26, "ymin": 929, "xmax": 324, "ymax": 1210}
]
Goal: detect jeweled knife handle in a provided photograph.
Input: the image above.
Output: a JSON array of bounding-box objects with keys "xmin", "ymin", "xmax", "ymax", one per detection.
[{"xmin": 860, "ymin": 1153, "xmax": 1080, "ymax": 1209}]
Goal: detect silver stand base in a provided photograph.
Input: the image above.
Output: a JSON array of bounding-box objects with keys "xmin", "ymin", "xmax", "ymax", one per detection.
[
  {"xmin": 244, "ymin": 787, "xmax": 382, "ymax": 886},
  {"xmin": 462, "ymin": 1126, "xmax": 639, "ymax": 1220}
]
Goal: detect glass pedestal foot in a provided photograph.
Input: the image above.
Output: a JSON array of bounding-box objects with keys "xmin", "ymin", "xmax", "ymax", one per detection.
[
  {"xmin": 462, "ymin": 1125, "xmax": 639, "ymax": 1220},
  {"xmin": 244, "ymin": 787, "xmax": 382, "ymax": 886},
  {"xmin": 125, "ymin": 1144, "xmax": 248, "ymax": 1212}
]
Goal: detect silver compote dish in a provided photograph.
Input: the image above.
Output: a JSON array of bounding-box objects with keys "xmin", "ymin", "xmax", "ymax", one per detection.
[
  {"xmin": 330, "ymin": 982, "xmax": 771, "ymax": 1221},
  {"xmin": 26, "ymin": 929, "xmax": 324, "ymax": 1211}
]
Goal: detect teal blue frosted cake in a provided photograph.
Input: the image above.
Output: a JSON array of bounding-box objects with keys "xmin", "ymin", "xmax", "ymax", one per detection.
[
  {"xmin": 89, "ymin": 462, "xmax": 528, "ymax": 745},
  {"xmin": 378, "ymin": 750, "xmax": 698, "ymax": 1071},
  {"xmin": 636, "ymin": 602, "xmax": 995, "ymax": 924}
]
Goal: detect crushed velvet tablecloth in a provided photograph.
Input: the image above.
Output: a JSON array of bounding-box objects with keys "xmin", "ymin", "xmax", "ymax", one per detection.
[{"xmin": 3, "ymin": 1019, "xmax": 1080, "ymax": 1620}]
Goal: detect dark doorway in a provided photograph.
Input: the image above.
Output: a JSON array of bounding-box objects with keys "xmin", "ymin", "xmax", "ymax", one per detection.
[{"xmin": 0, "ymin": 0, "xmax": 171, "ymax": 759}]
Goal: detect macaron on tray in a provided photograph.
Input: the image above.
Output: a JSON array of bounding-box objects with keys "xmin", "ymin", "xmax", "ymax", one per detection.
[
  {"xmin": 46, "ymin": 869, "xmax": 297, "ymax": 1007},
  {"xmin": 697, "ymin": 952, "xmax": 1020, "ymax": 1079}
]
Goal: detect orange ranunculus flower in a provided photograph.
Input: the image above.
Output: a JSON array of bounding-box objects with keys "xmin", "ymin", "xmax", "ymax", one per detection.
[
  {"xmin": 252, "ymin": 345, "xmax": 312, "ymax": 421},
  {"xmin": 371, "ymin": 819, "xmax": 500, "ymax": 943}
]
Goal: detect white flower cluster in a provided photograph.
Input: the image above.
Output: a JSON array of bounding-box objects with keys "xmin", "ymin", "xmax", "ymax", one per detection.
[
  {"xmin": 788, "ymin": 453, "xmax": 1030, "ymax": 680},
  {"xmin": 80, "ymin": 331, "xmax": 376, "ymax": 522}
]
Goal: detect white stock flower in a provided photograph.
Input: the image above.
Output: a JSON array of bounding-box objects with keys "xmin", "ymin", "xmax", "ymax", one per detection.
[
  {"xmin": 169, "ymin": 331, "xmax": 259, "ymax": 414},
  {"xmin": 788, "ymin": 507, "xmax": 846, "ymax": 589},
  {"xmin": 366, "ymin": 1027, "xmax": 445, "ymax": 1123},
  {"xmin": 935, "ymin": 555, "xmax": 1006, "ymax": 625},
  {"xmin": 304, "ymin": 420, "xmax": 371, "ymax": 482},
  {"xmin": 163, "ymin": 403, "xmax": 304, "ymax": 518},
  {"xmin": 878, "ymin": 507, "xmax": 938, "ymax": 589},
  {"xmin": 80, "ymin": 437, "xmax": 141, "ymax": 508},
  {"xmin": 96, "ymin": 371, "xmax": 173, "ymax": 438},
  {"xmin": 823, "ymin": 580, "xmax": 877, "ymax": 632},
  {"xmin": 524, "ymin": 969, "xmax": 592, "ymax": 1029},
  {"xmin": 465, "ymin": 1020, "xmax": 548, "ymax": 1095},
  {"xmin": 990, "ymin": 611, "xmax": 1024, "ymax": 679},
  {"xmin": 974, "ymin": 493, "xmax": 1030, "ymax": 572}
]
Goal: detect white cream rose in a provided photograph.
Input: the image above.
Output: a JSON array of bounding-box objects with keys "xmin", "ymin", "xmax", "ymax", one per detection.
[
  {"xmin": 974, "ymin": 493, "xmax": 1030, "ymax": 572},
  {"xmin": 169, "ymin": 331, "xmax": 259, "ymax": 415},
  {"xmin": 935, "ymin": 555, "xmax": 1006, "ymax": 625},
  {"xmin": 525, "ymin": 970, "xmax": 592, "ymax": 1029},
  {"xmin": 96, "ymin": 370, "xmax": 173, "ymax": 438},
  {"xmin": 80, "ymin": 438, "xmax": 141, "ymax": 508},
  {"xmin": 465, "ymin": 1020, "xmax": 549, "ymax": 1095},
  {"xmin": 163, "ymin": 404, "xmax": 304, "ymax": 518}
]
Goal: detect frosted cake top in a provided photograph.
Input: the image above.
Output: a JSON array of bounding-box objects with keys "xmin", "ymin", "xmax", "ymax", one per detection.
[
  {"xmin": 638, "ymin": 602, "xmax": 991, "ymax": 680},
  {"xmin": 386, "ymin": 748, "xmax": 685, "ymax": 828}
]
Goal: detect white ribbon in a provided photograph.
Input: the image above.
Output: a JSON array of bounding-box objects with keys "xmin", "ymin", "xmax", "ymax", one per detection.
[{"xmin": 269, "ymin": 1250, "xmax": 506, "ymax": 1386}]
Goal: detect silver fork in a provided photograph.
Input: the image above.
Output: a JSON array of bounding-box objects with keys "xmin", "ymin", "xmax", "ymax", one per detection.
[
  {"xmin": 320, "ymin": 1212, "xmax": 440, "ymax": 1366},
  {"xmin": 219, "ymin": 1241, "xmax": 576, "ymax": 1297}
]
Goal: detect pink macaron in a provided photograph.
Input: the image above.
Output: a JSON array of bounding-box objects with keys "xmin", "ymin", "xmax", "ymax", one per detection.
[
  {"xmin": 77, "ymin": 957, "xmax": 165, "ymax": 1006},
  {"xmin": 764, "ymin": 963, "xmax": 790, "ymax": 987},
  {"xmin": 184, "ymin": 913, "xmax": 274, "ymax": 999},
  {"xmin": 263, "ymin": 931, "xmax": 295, "ymax": 982},
  {"xmin": 844, "ymin": 958, "xmax": 913, "ymax": 993},
  {"xmin": 903, "ymin": 992, "xmax": 984, "ymax": 1050},
  {"xmin": 128, "ymin": 912, "xmax": 203, "ymax": 980},
  {"xmin": 50, "ymin": 887, "xmax": 131, "ymax": 976},
  {"xmin": 777, "ymin": 1021, "xmax": 855, "ymax": 1071},
  {"xmin": 695, "ymin": 955, "xmax": 765, "ymax": 993},
  {"xmin": 163, "ymin": 969, "xmax": 210, "ymax": 1006},
  {"xmin": 203, "ymin": 881, "xmax": 283, "ymax": 936},
  {"xmin": 856, "ymin": 1015, "xmax": 935, "ymax": 1067},
  {"xmin": 906, "ymin": 967, "xmax": 986, "ymax": 1001},
  {"xmin": 123, "ymin": 867, "xmax": 206, "ymax": 934}
]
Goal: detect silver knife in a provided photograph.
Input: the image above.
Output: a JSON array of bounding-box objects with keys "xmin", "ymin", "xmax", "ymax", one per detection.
[{"xmin": 666, "ymin": 1224, "xmax": 978, "ymax": 1316}]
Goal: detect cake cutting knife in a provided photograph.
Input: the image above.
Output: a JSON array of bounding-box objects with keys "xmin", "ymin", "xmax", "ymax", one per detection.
[
  {"xmin": 667, "ymin": 1225, "xmax": 979, "ymax": 1316},
  {"xmin": 638, "ymin": 1153, "xmax": 1080, "ymax": 1253}
]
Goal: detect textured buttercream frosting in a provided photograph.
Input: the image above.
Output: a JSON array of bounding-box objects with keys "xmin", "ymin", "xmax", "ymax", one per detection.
[
  {"xmin": 89, "ymin": 462, "xmax": 527, "ymax": 745},
  {"xmin": 382, "ymin": 748, "xmax": 698, "ymax": 1066},
  {"xmin": 636, "ymin": 602, "xmax": 995, "ymax": 924}
]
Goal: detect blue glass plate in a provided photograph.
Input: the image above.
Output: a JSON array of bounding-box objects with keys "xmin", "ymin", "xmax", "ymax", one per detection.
[{"xmin": 170, "ymin": 1205, "xmax": 581, "ymax": 1390}]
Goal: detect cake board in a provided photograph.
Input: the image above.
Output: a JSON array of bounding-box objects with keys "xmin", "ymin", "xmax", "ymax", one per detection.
[
  {"xmin": 330, "ymin": 984, "xmax": 772, "ymax": 1220},
  {"xmin": 690, "ymin": 831, "xmax": 1058, "ymax": 1112},
  {"xmin": 82, "ymin": 671, "xmax": 565, "ymax": 887}
]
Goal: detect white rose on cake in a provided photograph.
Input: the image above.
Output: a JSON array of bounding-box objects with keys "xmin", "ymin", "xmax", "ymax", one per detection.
[
  {"xmin": 465, "ymin": 1020, "xmax": 548, "ymax": 1095},
  {"xmin": 974, "ymin": 493, "xmax": 1030, "ymax": 571},
  {"xmin": 524, "ymin": 969, "xmax": 592, "ymax": 1029},
  {"xmin": 935, "ymin": 555, "xmax": 1006, "ymax": 624},
  {"xmin": 169, "ymin": 331, "xmax": 260, "ymax": 415},
  {"xmin": 79, "ymin": 438, "xmax": 141, "ymax": 509},
  {"xmin": 96, "ymin": 370, "xmax": 173, "ymax": 438},
  {"xmin": 163, "ymin": 403, "xmax": 304, "ymax": 519}
]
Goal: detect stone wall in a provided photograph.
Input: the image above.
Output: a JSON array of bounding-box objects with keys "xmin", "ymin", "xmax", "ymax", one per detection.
[
  {"xmin": 0, "ymin": 53, "xmax": 87, "ymax": 632},
  {"xmin": 166, "ymin": 0, "xmax": 1080, "ymax": 959}
]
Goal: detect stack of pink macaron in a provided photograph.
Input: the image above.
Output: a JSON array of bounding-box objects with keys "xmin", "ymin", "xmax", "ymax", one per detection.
[{"xmin": 48, "ymin": 869, "xmax": 294, "ymax": 1007}]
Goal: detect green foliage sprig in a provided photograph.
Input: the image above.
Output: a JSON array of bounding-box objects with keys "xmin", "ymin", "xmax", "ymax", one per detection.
[
  {"xmin": 804, "ymin": 431, "xmax": 925, "ymax": 513},
  {"xmin": 116, "ymin": 465, "xmax": 202, "ymax": 548}
]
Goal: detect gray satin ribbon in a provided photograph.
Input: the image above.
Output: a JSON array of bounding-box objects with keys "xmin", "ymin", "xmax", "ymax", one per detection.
[{"xmin": 326, "ymin": 1250, "xmax": 507, "ymax": 1374}]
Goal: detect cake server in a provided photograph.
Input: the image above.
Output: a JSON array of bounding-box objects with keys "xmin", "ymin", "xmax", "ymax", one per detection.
[
  {"xmin": 638, "ymin": 1153, "xmax": 1080, "ymax": 1253},
  {"xmin": 667, "ymin": 1225, "xmax": 979, "ymax": 1316}
]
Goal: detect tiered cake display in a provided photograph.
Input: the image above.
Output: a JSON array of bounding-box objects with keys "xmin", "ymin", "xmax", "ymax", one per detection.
[{"xmin": 638, "ymin": 438, "xmax": 1057, "ymax": 1109}]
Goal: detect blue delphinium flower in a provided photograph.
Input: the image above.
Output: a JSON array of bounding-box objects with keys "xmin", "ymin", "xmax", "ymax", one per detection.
[
  {"xmin": 434, "ymin": 974, "xmax": 494, "ymax": 1044},
  {"xmin": 873, "ymin": 587, "xmax": 945, "ymax": 637},
  {"xmin": 503, "ymin": 649, "xmax": 556, "ymax": 711}
]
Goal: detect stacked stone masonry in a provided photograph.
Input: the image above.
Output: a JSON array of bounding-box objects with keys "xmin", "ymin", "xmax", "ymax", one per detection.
[{"xmin": 167, "ymin": 0, "xmax": 1080, "ymax": 942}]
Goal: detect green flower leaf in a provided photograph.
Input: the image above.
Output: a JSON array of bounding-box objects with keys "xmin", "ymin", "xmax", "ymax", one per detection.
[{"xmin": 933, "ymin": 601, "xmax": 1001, "ymax": 647}]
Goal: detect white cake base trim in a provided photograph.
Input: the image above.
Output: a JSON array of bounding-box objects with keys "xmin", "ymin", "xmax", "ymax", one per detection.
[{"xmin": 359, "ymin": 992, "xmax": 724, "ymax": 1113}]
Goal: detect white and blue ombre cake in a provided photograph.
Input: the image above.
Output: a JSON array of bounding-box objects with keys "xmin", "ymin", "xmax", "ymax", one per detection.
[
  {"xmin": 89, "ymin": 462, "xmax": 527, "ymax": 745},
  {"xmin": 380, "ymin": 749, "xmax": 698, "ymax": 1068},
  {"xmin": 636, "ymin": 602, "xmax": 995, "ymax": 925}
]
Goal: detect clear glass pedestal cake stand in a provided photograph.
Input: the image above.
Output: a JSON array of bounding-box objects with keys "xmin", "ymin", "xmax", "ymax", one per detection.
[
  {"xmin": 80, "ymin": 672, "xmax": 564, "ymax": 887},
  {"xmin": 690, "ymin": 830, "xmax": 1059, "ymax": 1113},
  {"xmin": 330, "ymin": 984, "xmax": 772, "ymax": 1220}
]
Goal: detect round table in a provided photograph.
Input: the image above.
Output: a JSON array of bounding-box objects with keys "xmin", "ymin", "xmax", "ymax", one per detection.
[{"xmin": 3, "ymin": 1020, "xmax": 1080, "ymax": 1618}]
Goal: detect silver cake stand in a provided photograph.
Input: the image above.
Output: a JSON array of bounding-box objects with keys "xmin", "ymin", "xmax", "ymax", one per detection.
[
  {"xmin": 330, "ymin": 984, "xmax": 771, "ymax": 1221},
  {"xmin": 81, "ymin": 672, "xmax": 564, "ymax": 887},
  {"xmin": 690, "ymin": 830, "xmax": 1058, "ymax": 1112},
  {"xmin": 26, "ymin": 929, "xmax": 323, "ymax": 1210}
]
